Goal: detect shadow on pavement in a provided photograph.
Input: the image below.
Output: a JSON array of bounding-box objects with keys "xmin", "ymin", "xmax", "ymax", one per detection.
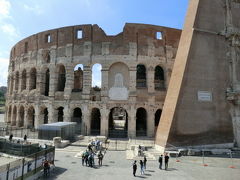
[
  {"xmin": 166, "ymin": 168, "xmax": 177, "ymax": 171},
  {"xmin": 135, "ymin": 175, "xmax": 147, "ymax": 178},
  {"xmin": 41, "ymin": 166, "xmax": 67, "ymax": 179}
]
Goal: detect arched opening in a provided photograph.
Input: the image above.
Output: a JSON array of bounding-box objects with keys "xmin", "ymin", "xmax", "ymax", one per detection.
[
  {"xmin": 45, "ymin": 69, "xmax": 50, "ymax": 96},
  {"xmin": 154, "ymin": 66, "xmax": 165, "ymax": 90},
  {"xmin": 8, "ymin": 106, "xmax": 11, "ymax": 124},
  {"xmin": 27, "ymin": 106, "xmax": 35, "ymax": 128},
  {"xmin": 19, "ymin": 106, "xmax": 24, "ymax": 127},
  {"xmin": 136, "ymin": 108, "xmax": 147, "ymax": 137},
  {"xmin": 57, "ymin": 107, "xmax": 64, "ymax": 122},
  {"xmin": 21, "ymin": 69, "xmax": 27, "ymax": 91},
  {"xmin": 90, "ymin": 108, "xmax": 101, "ymax": 135},
  {"xmin": 10, "ymin": 76, "xmax": 14, "ymax": 94},
  {"xmin": 72, "ymin": 108, "xmax": 82, "ymax": 134},
  {"xmin": 29, "ymin": 68, "xmax": 37, "ymax": 90},
  {"xmin": 73, "ymin": 64, "xmax": 83, "ymax": 92},
  {"xmin": 136, "ymin": 64, "xmax": 147, "ymax": 88},
  {"xmin": 108, "ymin": 107, "xmax": 128, "ymax": 138},
  {"xmin": 43, "ymin": 108, "xmax": 48, "ymax": 124},
  {"xmin": 12, "ymin": 106, "xmax": 17, "ymax": 126},
  {"xmin": 15, "ymin": 72, "xmax": 19, "ymax": 91},
  {"xmin": 92, "ymin": 63, "xmax": 102, "ymax": 88},
  {"xmin": 57, "ymin": 65, "xmax": 66, "ymax": 91},
  {"xmin": 154, "ymin": 109, "xmax": 162, "ymax": 134}
]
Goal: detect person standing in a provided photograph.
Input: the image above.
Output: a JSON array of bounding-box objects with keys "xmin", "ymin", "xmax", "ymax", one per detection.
[
  {"xmin": 132, "ymin": 160, "xmax": 137, "ymax": 177},
  {"xmin": 158, "ymin": 155, "xmax": 163, "ymax": 169},
  {"xmin": 143, "ymin": 156, "xmax": 147, "ymax": 170},
  {"xmin": 139, "ymin": 160, "xmax": 144, "ymax": 175},
  {"xmin": 24, "ymin": 134, "xmax": 27, "ymax": 142},
  {"xmin": 98, "ymin": 151, "xmax": 103, "ymax": 166},
  {"xmin": 9, "ymin": 134, "xmax": 13, "ymax": 141},
  {"xmin": 164, "ymin": 153, "xmax": 169, "ymax": 170}
]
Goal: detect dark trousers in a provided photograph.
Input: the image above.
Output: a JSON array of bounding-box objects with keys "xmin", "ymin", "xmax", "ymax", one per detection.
[
  {"xmin": 159, "ymin": 162, "xmax": 162, "ymax": 169},
  {"xmin": 165, "ymin": 162, "xmax": 168, "ymax": 170},
  {"xmin": 133, "ymin": 169, "xmax": 137, "ymax": 176}
]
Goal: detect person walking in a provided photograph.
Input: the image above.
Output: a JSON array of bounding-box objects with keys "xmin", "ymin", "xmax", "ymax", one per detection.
[
  {"xmin": 132, "ymin": 160, "xmax": 137, "ymax": 177},
  {"xmin": 139, "ymin": 160, "xmax": 144, "ymax": 175},
  {"xmin": 9, "ymin": 134, "xmax": 13, "ymax": 141},
  {"xmin": 158, "ymin": 155, "xmax": 163, "ymax": 169},
  {"xmin": 143, "ymin": 156, "xmax": 147, "ymax": 170},
  {"xmin": 24, "ymin": 134, "xmax": 27, "ymax": 142},
  {"xmin": 164, "ymin": 153, "xmax": 169, "ymax": 170},
  {"xmin": 98, "ymin": 151, "xmax": 103, "ymax": 166}
]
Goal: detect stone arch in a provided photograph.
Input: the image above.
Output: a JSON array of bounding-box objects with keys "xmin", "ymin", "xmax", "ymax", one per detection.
[
  {"xmin": 57, "ymin": 64, "xmax": 66, "ymax": 91},
  {"xmin": 108, "ymin": 107, "xmax": 128, "ymax": 138},
  {"xmin": 73, "ymin": 64, "xmax": 83, "ymax": 92},
  {"xmin": 90, "ymin": 108, "xmax": 101, "ymax": 135},
  {"xmin": 11, "ymin": 106, "xmax": 17, "ymax": 126},
  {"xmin": 18, "ymin": 106, "xmax": 25, "ymax": 127},
  {"xmin": 29, "ymin": 68, "xmax": 37, "ymax": 90},
  {"xmin": 7, "ymin": 105, "xmax": 12, "ymax": 124},
  {"xmin": 72, "ymin": 107, "xmax": 82, "ymax": 134},
  {"xmin": 136, "ymin": 64, "xmax": 147, "ymax": 88},
  {"xmin": 40, "ymin": 106, "xmax": 49, "ymax": 124},
  {"xmin": 108, "ymin": 62, "xmax": 130, "ymax": 88},
  {"xmin": 21, "ymin": 69, "xmax": 27, "ymax": 91},
  {"xmin": 154, "ymin": 66, "xmax": 165, "ymax": 90},
  {"xmin": 91, "ymin": 63, "xmax": 102, "ymax": 88},
  {"xmin": 57, "ymin": 107, "xmax": 64, "ymax": 122},
  {"xmin": 15, "ymin": 71, "xmax": 19, "ymax": 91},
  {"xmin": 27, "ymin": 106, "xmax": 35, "ymax": 128},
  {"xmin": 155, "ymin": 109, "xmax": 162, "ymax": 134},
  {"xmin": 136, "ymin": 107, "xmax": 147, "ymax": 136},
  {"xmin": 44, "ymin": 69, "xmax": 50, "ymax": 96}
]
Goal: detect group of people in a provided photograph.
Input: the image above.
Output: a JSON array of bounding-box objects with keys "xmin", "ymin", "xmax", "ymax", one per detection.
[
  {"xmin": 132, "ymin": 153, "xmax": 170, "ymax": 177},
  {"xmin": 132, "ymin": 156, "xmax": 147, "ymax": 176},
  {"xmin": 158, "ymin": 153, "xmax": 169, "ymax": 170},
  {"xmin": 81, "ymin": 139, "xmax": 105, "ymax": 167}
]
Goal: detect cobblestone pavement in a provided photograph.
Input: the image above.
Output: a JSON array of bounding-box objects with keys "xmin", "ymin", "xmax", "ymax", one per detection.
[{"xmin": 41, "ymin": 148, "xmax": 240, "ymax": 180}]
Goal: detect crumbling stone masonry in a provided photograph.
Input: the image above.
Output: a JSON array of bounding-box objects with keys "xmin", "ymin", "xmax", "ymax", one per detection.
[{"xmin": 4, "ymin": 23, "xmax": 181, "ymax": 138}]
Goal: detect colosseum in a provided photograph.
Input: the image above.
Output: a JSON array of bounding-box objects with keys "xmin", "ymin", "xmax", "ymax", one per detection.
[{"xmin": 4, "ymin": 23, "xmax": 181, "ymax": 139}]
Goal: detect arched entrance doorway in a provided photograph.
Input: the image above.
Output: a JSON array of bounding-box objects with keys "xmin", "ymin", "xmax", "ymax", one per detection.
[
  {"xmin": 72, "ymin": 108, "xmax": 82, "ymax": 134},
  {"xmin": 154, "ymin": 109, "xmax": 162, "ymax": 135},
  {"xmin": 136, "ymin": 108, "xmax": 147, "ymax": 137},
  {"xmin": 27, "ymin": 106, "xmax": 35, "ymax": 128},
  {"xmin": 108, "ymin": 107, "xmax": 128, "ymax": 138},
  {"xmin": 90, "ymin": 108, "xmax": 101, "ymax": 135},
  {"xmin": 43, "ymin": 108, "xmax": 48, "ymax": 124},
  {"xmin": 19, "ymin": 106, "xmax": 24, "ymax": 127},
  {"xmin": 57, "ymin": 107, "xmax": 64, "ymax": 122}
]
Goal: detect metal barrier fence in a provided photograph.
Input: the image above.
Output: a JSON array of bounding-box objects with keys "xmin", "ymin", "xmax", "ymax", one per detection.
[{"xmin": 0, "ymin": 145, "xmax": 55, "ymax": 180}]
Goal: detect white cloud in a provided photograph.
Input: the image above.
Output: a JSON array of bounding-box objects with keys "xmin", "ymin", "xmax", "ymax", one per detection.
[
  {"xmin": 0, "ymin": 0, "xmax": 10, "ymax": 20},
  {"xmin": 1, "ymin": 23, "xmax": 19, "ymax": 39},
  {"xmin": 23, "ymin": 4, "xmax": 44, "ymax": 15},
  {"xmin": 0, "ymin": 57, "xmax": 9, "ymax": 87}
]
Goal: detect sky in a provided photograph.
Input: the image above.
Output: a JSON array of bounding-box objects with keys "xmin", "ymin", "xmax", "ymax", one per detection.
[{"xmin": 0, "ymin": 0, "xmax": 189, "ymax": 87}]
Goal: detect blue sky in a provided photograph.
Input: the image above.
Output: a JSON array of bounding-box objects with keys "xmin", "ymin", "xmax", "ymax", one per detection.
[{"xmin": 0, "ymin": 0, "xmax": 188, "ymax": 87}]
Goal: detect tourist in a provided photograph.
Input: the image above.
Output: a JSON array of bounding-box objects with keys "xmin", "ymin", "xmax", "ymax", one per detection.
[
  {"xmin": 82, "ymin": 152, "xmax": 85, "ymax": 166},
  {"xmin": 43, "ymin": 159, "xmax": 50, "ymax": 177},
  {"xmin": 98, "ymin": 151, "xmax": 103, "ymax": 166},
  {"xmin": 24, "ymin": 134, "xmax": 27, "ymax": 142},
  {"xmin": 143, "ymin": 156, "xmax": 147, "ymax": 170},
  {"xmin": 158, "ymin": 154, "xmax": 163, "ymax": 169},
  {"xmin": 85, "ymin": 151, "xmax": 89, "ymax": 166},
  {"xmin": 164, "ymin": 153, "xmax": 169, "ymax": 170},
  {"xmin": 9, "ymin": 134, "xmax": 13, "ymax": 141},
  {"xmin": 140, "ymin": 160, "xmax": 144, "ymax": 175},
  {"xmin": 138, "ymin": 145, "xmax": 142, "ymax": 156},
  {"xmin": 132, "ymin": 160, "xmax": 137, "ymax": 177}
]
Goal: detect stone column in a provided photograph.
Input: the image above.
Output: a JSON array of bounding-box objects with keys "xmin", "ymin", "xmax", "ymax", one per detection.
[
  {"xmin": 36, "ymin": 68, "xmax": 43, "ymax": 95},
  {"xmin": 64, "ymin": 65, "xmax": 74, "ymax": 100},
  {"xmin": 100, "ymin": 106, "xmax": 108, "ymax": 136},
  {"xmin": 128, "ymin": 105, "xmax": 136, "ymax": 138},
  {"xmin": 129, "ymin": 66, "xmax": 137, "ymax": 101},
  {"xmin": 49, "ymin": 67, "xmax": 56, "ymax": 97},
  {"xmin": 11, "ymin": 107, "xmax": 16, "ymax": 126},
  {"xmin": 24, "ymin": 108, "xmax": 28, "ymax": 128},
  {"xmin": 26, "ymin": 70, "xmax": 30, "ymax": 91},
  {"xmin": 82, "ymin": 65, "xmax": 91, "ymax": 100},
  {"xmin": 147, "ymin": 66, "xmax": 155, "ymax": 93},
  {"xmin": 49, "ymin": 104, "xmax": 57, "ymax": 123},
  {"xmin": 101, "ymin": 67, "xmax": 109, "ymax": 101},
  {"xmin": 34, "ymin": 105, "xmax": 41, "ymax": 129},
  {"xmin": 82, "ymin": 105, "xmax": 90, "ymax": 135},
  {"xmin": 64, "ymin": 104, "xmax": 71, "ymax": 122},
  {"xmin": 16, "ymin": 106, "xmax": 20, "ymax": 127},
  {"xmin": 147, "ymin": 108, "xmax": 155, "ymax": 137}
]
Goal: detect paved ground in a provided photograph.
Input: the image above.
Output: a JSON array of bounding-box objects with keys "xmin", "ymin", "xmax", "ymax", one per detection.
[{"xmin": 39, "ymin": 148, "xmax": 240, "ymax": 180}]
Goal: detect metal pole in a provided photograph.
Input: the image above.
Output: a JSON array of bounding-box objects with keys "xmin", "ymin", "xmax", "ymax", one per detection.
[{"xmin": 21, "ymin": 158, "xmax": 25, "ymax": 180}]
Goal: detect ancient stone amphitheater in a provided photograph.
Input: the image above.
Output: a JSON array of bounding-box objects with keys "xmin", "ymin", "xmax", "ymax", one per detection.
[{"xmin": 4, "ymin": 23, "xmax": 181, "ymax": 138}]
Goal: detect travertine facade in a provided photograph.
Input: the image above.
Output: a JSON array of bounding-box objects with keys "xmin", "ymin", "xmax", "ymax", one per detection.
[
  {"xmin": 5, "ymin": 23, "xmax": 181, "ymax": 138},
  {"xmin": 156, "ymin": 0, "xmax": 240, "ymax": 150}
]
